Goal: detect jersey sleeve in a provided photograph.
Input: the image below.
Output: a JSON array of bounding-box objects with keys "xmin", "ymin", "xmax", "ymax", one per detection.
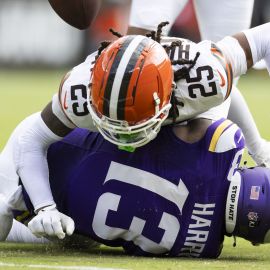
[
  {"xmin": 53, "ymin": 52, "xmax": 98, "ymax": 131},
  {"xmin": 216, "ymin": 36, "xmax": 248, "ymax": 77},
  {"xmin": 208, "ymin": 120, "xmax": 245, "ymax": 154},
  {"xmin": 164, "ymin": 38, "xmax": 233, "ymax": 123},
  {"xmin": 243, "ymin": 23, "xmax": 270, "ymax": 74}
]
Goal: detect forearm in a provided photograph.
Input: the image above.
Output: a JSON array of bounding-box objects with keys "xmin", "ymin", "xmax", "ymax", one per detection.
[
  {"xmin": 216, "ymin": 36, "xmax": 248, "ymax": 78},
  {"xmin": 16, "ymin": 112, "xmax": 62, "ymax": 211},
  {"xmin": 216, "ymin": 23, "xmax": 270, "ymax": 77},
  {"xmin": 9, "ymin": 110, "xmax": 75, "ymax": 239},
  {"xmin": 242, "ymin": 23, "xmax": 270, "ymax": 73}
]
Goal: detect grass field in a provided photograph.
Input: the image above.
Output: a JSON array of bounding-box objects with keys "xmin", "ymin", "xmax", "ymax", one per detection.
[{"xmin": 0, "ymin": 68, "xmax": 270, "ymax": 269}]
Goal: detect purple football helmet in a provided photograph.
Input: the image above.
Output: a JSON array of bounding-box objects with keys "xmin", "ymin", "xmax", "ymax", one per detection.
[{"xmin": 226, "ymin": 166, "xmax": 270, "ymax": 244}]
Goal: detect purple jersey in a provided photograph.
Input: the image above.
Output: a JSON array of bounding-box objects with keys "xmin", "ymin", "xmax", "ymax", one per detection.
[{"xmin": 22, "ymin": 119, "xmax": 244, "ymax": 257}]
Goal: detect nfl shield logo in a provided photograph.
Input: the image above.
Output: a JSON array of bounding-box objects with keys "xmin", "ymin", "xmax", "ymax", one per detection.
[
  {"xmin": 247, "ymin": 211, "xmax": 259, "ymax": 228},
  {"xmin": 247, "ymin": 211, "xmax": 259, "ymax": 222}
]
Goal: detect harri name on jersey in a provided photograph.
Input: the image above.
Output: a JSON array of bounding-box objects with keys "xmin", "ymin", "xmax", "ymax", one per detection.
[{"xmin": 180, "ymin": 203, "xmax": 216, "ymax": 257}]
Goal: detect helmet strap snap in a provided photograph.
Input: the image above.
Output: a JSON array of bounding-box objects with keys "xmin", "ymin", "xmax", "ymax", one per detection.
[{"xmin": 153, "ymin": 92, "xmax": 160, "ymax": 115}]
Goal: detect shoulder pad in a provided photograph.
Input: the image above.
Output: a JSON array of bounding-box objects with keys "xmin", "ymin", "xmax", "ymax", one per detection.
[
  {"xmin": 171, "ymin": 40, "xmax": 233, "ymax": 123},
  {"xmin": 59, "ymin": 53, "xmax": 97, "ymax": 130},
  {"xmin": 209, "ymin": 120, "xmax": 245, "ymax": 153}
]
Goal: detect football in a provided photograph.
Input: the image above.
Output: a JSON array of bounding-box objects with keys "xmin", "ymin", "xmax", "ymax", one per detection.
[{"xmin": 48, "ymin": 0, "xmax": 100, "ymax": 30}]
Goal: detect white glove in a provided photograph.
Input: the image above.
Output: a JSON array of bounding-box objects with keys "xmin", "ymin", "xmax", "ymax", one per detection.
[{"xmin": 28, "ymin": 204, "xmax": 75, "ymax": 239}]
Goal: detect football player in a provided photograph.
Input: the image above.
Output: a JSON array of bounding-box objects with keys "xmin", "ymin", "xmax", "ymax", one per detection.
[
  {"xmin": 4, "ymin": 116, "xmax": 270, "ymax": 257},
  {"xmin": 127, "ymin": 0, "xmax": 270, "ymax": 169},
  {"xmin": 0, "ymin": 22, "xmax": 270, "ymax": 240}
]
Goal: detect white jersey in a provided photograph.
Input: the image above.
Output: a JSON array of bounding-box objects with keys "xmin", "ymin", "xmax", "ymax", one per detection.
[
  {"xmin": 162, "ymin": 37, "xmax": 232, "ymax": 122},
  {"xmin": 53, "ymin": 37, "xmax": 238, "ymax": 129}
]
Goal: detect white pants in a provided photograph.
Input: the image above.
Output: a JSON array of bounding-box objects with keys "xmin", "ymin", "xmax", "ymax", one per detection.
[
  {"xmin": 129, "ymin": 0, "xmax": 254, "ymax": 41},
  {"xmin": 194, "ymin": 0, "xmax": 254, "ymax": 41}
]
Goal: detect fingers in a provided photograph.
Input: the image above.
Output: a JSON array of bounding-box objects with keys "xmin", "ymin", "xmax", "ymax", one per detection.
[
  {"xmin": 61, "ymin": 215, "xmax": 75, "ymax": 236},
  {"xmin": 28, "ymin": 218, "xmax": 46, "ymax": 238},
  {"xmin": 28, "ymin": 211, "xmax": 74, "ymax": 239},
  {"xmin": 28, "ymin": 215, "xmax": 66, "ymax": 239},
  {"xmin": 51, "ymin": 218, "xmax": 66, "ymax": 239},
  {"xmin": 44, "ymin": 215, "xmax": 66, "ymax": 239}
]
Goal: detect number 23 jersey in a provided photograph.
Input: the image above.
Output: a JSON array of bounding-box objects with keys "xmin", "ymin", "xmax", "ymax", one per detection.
[{"xmin": 53, "ymin": 37, "xmax": 233, "ymax": 129}]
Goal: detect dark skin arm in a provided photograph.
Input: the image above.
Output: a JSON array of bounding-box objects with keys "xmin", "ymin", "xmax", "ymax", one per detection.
[
  {"xmin": 233, "ymin": 32, "xmax": 253, "ymax": 69},
  {"xmin": 41, "ymin": 71, "xmax": 74, "ymax": 138},
  {"xmin": 41, "ymin": 102, "xmax": 73, "ymax": 137}
]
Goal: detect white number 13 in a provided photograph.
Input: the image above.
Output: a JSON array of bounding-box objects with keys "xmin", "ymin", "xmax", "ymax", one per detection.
[{"xmin": 92, "ymin": 161, "xmax": 189, "ymax": 254}]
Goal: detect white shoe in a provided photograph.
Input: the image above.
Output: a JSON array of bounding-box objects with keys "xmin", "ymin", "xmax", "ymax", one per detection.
[
  {"xmin": 250, "ymin": 139, "xmax": 270, "ymax": 167},
  {"xmin": 0, "ymin": 194, "xmax": 13, "ymax": 241}
]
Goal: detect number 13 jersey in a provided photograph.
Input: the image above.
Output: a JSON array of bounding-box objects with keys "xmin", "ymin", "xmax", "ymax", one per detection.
[{"xmin": 40, "ymin": 118, "xmax": 244, "ymax": 258}]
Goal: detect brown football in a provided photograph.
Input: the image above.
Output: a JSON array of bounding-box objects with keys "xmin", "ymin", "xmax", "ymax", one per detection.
[{"xmin": 48, "ymin": 0, "xmax": 100, "ymax": 30}]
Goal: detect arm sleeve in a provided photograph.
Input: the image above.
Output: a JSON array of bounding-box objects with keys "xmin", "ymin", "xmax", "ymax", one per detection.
[
  {"xmin": 243, "ymin": 23, "xmax": 270, "ymax": 74},
  {"xmin": 216, "ymin": 36, "xmax": 248, "ymax": 77},
  {"xmin": 15, "ymin": 112, "xmax": 62, "ymax": 211},
  {"xmin": 129, "ymin": 0, "xmax": 188, "ymax": 35},
  {"xmin": 5, "ymin": 56, "xmax": 96, "ymax": 212}
]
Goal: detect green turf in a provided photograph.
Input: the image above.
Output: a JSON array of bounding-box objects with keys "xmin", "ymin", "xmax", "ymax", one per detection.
[
  {"xmin": 0, "ymin": 69, "xmax": 67, "ymax": 147},
  {"xmin": 0, "ymin": 69, "xmax": 270, "ymax": 269},
  {"xmin": 0, "ymin": 237, "xmax": 270, "ymax": 270}
]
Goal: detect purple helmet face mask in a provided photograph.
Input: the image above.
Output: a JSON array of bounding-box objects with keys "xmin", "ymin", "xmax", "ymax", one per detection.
[{"xmin": 233, "ymin": 167, "xmax": 270, "ymax": 244}]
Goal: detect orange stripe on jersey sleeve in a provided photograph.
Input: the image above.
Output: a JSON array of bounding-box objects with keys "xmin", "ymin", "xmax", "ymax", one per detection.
[
  {"xmin": 211, "ymin": 45, "xmax": 233, "ymax": 100},
  {"xmin": 224, "ymin": 62, "xmax": 233, "ymax": 100},
  {"xmin": 57, "ymin": 71, "xmax": 77, "ymax": 127},
  {"xmin": 58, "ymin": 71, "xmax": 71, "ymax": 106}
]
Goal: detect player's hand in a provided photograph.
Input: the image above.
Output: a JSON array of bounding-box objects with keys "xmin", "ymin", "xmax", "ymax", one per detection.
[{"xmin": 28, "ymin": 204, "xmax": 75, "ymax": 239}]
